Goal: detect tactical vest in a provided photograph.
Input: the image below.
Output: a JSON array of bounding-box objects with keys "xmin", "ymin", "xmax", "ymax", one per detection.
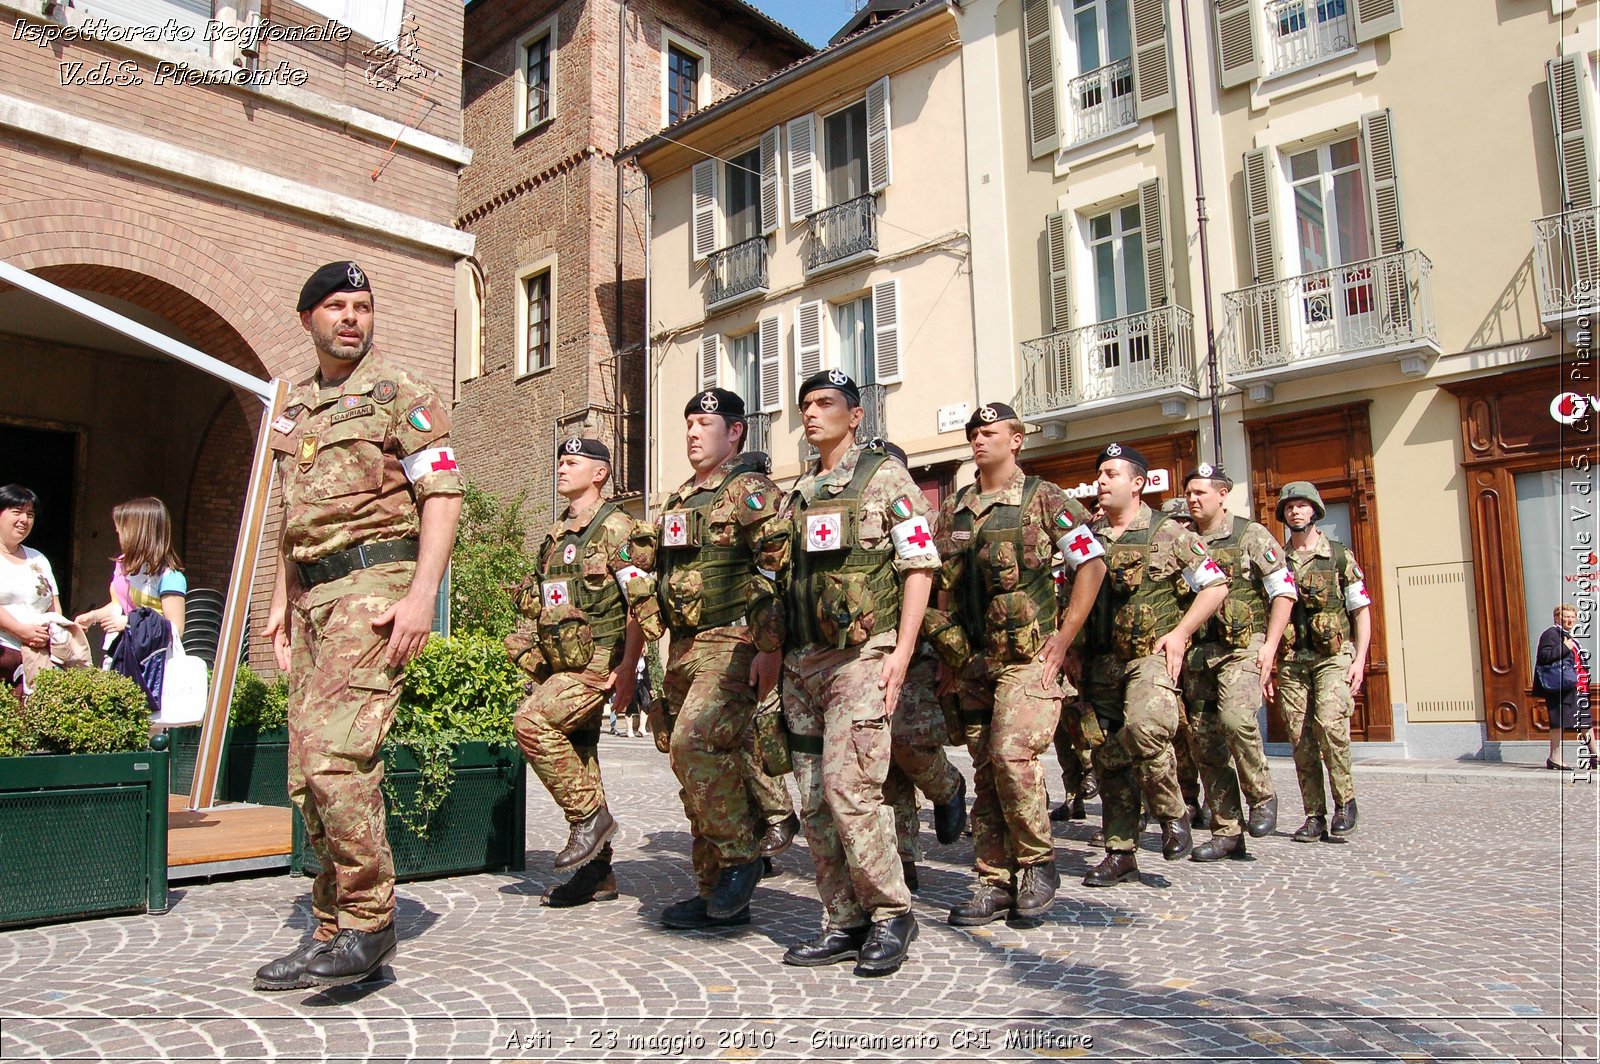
[
  {"xmin": 949, "ymin": 477, "xmax": 1058, "ymax": 644},
  {"xmin": 1206, "ymin": 516, "xmax": 1269, "ymax": 648},
  {"xmin": 785, "ymin": 450, "xmax": 901, "ymax": 649},
  {"xmin": 1289, "ymin": 537, "xmax": 1352, "ymax": 657},
  {"xmin": 657, "ymin": 455, "xmax": 767, "ymax": 635},
  {"xmin": 1086, "ymin": 511, "xmax": 1186, "ymax": 661},
  {"xmin": 540, "ymin": 500, "xmax": 629, "ymax": 647}
]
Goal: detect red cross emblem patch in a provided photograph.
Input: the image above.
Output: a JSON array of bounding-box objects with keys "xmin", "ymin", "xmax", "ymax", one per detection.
[
  {"xmin": 542, "ymin": 581, "xmax": 569, "ymax": 608},
  {"xmin": 661, "ymin": 511, "xmax": 689, "ymax": 547},
  {"xmin": 806, "ymin": 512, "xmax": 843, "ymax": 552},
  {"xmin": 562, "ymin": 544, "xmax": 578, "ymax": 564}
]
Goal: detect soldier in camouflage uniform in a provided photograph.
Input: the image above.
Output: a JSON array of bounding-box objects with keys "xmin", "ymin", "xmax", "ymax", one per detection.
[
  {"xmin": 1277, "ymin": 481, "xmax": 1371, "ymax": 843},
  {"xmin": 929, "ymin": 403, "xmax": 1106, "ymax": 926},
  {"xmin": 255, "ymin": 262, "xmax": 464, "ymax": 991},
  {"xmin": 1079, "ymin": 443, "xmax": 1228, "ymax": 888},
  {"xmin": 1160, "ymin": 497, "xmax": 1207, "ymax": 827},
  {"xmin": 1180, "ymin": 465, "xmax": 1296, "ymax": 861},
  {"xmin": 652, "ymin": 388, "xmax": 792, "ymax": 930},
  {"xmin": 779, "ymin": 370, "xmax": 935, "ymax": 978},
  {"xmin": 509, "ymin": 437, "xmax": 660, "ymax": 906}
]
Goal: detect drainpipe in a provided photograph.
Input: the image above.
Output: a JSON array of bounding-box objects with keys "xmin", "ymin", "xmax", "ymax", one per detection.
[
  {"xmin": 642, "ymin": 172, "xmax": 654, "ymax": 519},
  {"xmin": 615, "ymin": 0, "xmax": 630, "ymax": 493},
  {"xmin": 1178, "ymin": 1, "xmax": 1223, "ymax": 464}
]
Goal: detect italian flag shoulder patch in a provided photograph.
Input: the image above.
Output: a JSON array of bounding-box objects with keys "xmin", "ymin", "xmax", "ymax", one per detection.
[
  {"xmin": 745, "ymin": 492, "xmax": 765, "ymax": 511},
  {"xmin": 890, "ymin": 496, "xmax": 914, "ymax": 521},
  {"xmin": 407, "ymin": 406, "xmax": 433, "ymax": 433}
]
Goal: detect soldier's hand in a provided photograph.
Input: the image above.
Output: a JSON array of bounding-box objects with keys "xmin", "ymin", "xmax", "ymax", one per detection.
[
  {"xmin": 1037, "ymin": 630, "xmax": 1072, "ymax": 688},
  {"xmin": 647, "ymin": 705, "xmax": 671, "ymax": 753},
  {"xmin": 1257, "ymin": 643, "xmax": 1278, "ymax": 701},
  {"xmin": 1152, "ymin": 630, "xmax": 1188, "ymax": 683},
  {"xmin": 373, "ymin": 591, "xmax": 434, "ymax": 667},
  {"xmin": 264, "ymin": 608, "xmax": 291, "ymax": 673},
  {"xmin": 611, "ymin": 665, "xmax": 636, "ymax": 708},
  {"xmin": 878, "ymin": 648, "xmax": 912, "ymax": 718},
  {"xmin": 749, "ymin": 649, "xmax": 782, "ymax": 700},
  {"xmin": 1346, "ymin": 656, "xmax": 1366, "ymax": 696}
]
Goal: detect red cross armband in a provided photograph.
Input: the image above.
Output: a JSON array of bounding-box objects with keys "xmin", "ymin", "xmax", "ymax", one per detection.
[
  {"xmin": 401, "ymin": 446, "xmax": 459, "ymax": 483},
  {"xmin": 1344, "ymin": 578, "xmax": 1371, "ymax": 611},
  {"xmin": 1056, "ymin": 524, "xmax": 1104, "ymax": 569},
  {"xmin": 1181, "ymin": 555, "xmax": 1227, "ymax": 592},
  {"xmin": 890, "ymin": 515, "xmax": 939, "ymax": 562},
  {"xmin": 1262, "ymin": 566, "xmax": 1298, "ymax": 601}
]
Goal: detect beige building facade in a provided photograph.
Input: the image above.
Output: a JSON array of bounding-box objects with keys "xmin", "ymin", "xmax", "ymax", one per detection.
[
  {"xmin": 626, "ymin": 1, "xmax": 981, "ymax": 506},
  {"xmin": 962, "ymin": 0, "xmax": 1598, "ymax": 762}
]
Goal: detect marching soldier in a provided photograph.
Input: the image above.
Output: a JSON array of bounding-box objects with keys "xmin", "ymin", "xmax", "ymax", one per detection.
[
  {"xmin": 652, "ymin": 389, "xmax": 791, "ymax": 930},
  {"xmin": 509, "ymin": 437, "xmax": 660, "ymax": 906},
  {"xmin": 1180, "ymin": 465, "xmax": 1295, "ymax": 860},
  {"xmin": 1276, "ymin": 481, "xmax": 1371, "ymax": 842},
  {"xmin": 256, "ymin": 262, "xmax": 464, "ymax": 990},
  {"xmin": 930, "ymin": 403, "xmax": 1106, "ymax": 926},
  {"xmin": 1080, "ymin": 443, "xmax": 1228, "ymax": 887},
  {"xmin": 779, "ymin": 370, "xmax": 935, "ymax": 978},
  {"xmin": 1160, "ymin": 497, "xmax": 1207, "ymax": 827}
]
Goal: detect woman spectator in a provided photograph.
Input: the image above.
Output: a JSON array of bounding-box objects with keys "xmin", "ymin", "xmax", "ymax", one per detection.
[
  {"xmin": 75, "ymin": 496, "xmax": 187, "ymax": 647},
  {"xmin": 0, "ymin": 484, "xmax": 63, "ymax": 697},
  {"xmin": 1533, "ymin": 602, "xmax": 1600, "ymax": 771}
]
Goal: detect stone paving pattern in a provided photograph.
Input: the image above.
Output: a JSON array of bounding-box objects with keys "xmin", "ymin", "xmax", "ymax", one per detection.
[{"xmin": 0, "ymin": 738, "xmax": 1595, "ymax": 1062}]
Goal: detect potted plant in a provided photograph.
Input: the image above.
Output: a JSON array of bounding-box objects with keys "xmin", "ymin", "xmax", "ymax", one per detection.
[
  {"xmin": 168, "ymin": 665, "xmax": 291, "ymax": 806},
  {"xmin": 0, "ymin": 670, "xmax": 170, "ymax": 927},
  {"xmin": 292, "ymin": 632, "xmax": 527, "ymax": 881}
]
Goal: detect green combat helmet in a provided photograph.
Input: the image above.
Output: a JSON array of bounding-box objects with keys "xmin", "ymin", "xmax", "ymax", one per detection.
[{"xmin": 1275, "ymin": 481, "xmax": 1326, "ymax": 522}]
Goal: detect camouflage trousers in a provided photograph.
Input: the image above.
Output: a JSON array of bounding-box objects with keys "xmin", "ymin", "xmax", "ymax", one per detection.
[
  {"xmin": 1051, "ymin": 721, "xmax": 1094, "ymax": 799},
  {"xmin": 886, "ymin": 649, "xmax": 963, "ymax": 863},
  {"xmin": 286, "ymin": 563, "xmax": 411, "ymax": 936},
  {"xmin": 1084, "ymin": 653, "xmax": 1187, "ymax": 853},
  {"xmin": 1183, "ymin": 636, "xmax": 1276, "ymax": 838},
  {"xmin": 664, "ymin": 628, "xmax": 762, "ymax": 896},
  {"xmin": 960, "ymin": 657, "xmax": 1067, "ymax": 886},
  {"xmin": 514, "ymin": 650, "xmax": 620, "ymax": 823},
  {"xmin": 782, "ymin": 631, "xmax": 910, "ymax": 929},
  {"xmin": 1278, "ymin": 647, "xmax": 1356, "ymax": 817},
  {"xmin": 1173, "ymin": 703, "xmax": 1201, "ymax": 807},
  {"xmin": 744, "ymin": 686, "xmax": 796, "ymax": 830}
]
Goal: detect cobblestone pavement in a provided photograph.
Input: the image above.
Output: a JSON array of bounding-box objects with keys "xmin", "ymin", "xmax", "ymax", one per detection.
[{"xmin": 1, "ymin": 738, "xmax": 1595, "ymax": 1062}]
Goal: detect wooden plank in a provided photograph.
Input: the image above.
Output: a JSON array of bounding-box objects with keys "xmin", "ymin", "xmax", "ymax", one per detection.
[{"xmin": 167, "ymin": 798, "xmax": 292, "ymax": 866}]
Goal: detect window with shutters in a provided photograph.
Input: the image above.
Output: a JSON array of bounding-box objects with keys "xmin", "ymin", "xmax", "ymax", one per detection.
[
  {"xmin": 77, "ymin": 0, "xmax": 211, "ymax": 52},
  {"xmin": 724, "ymin": 146, "xmax": 763, "ymax": 245},
  {"xmin": 701, "ymin": 134, "xmax": 778, "ymax": 309},
  {"xmin": 1287, "ymin": 136, "xmax": 1375, "ymax": 327},
  {"xmin": 726, "ymin": 330, "xmax": 759, "ymax": 409},
  {"xmin": 1263, "ymin": 0, "xmax": 1354, "ymax": 76},
  {"xmin": 1067, "ymin": 0, "xmax": 1138, "ymax": 143},
  {"xmin": 1085, "ymin": 202, "xmax": 1149, "ymax": 368},
  {"xmin": 516, "ymin": 20, "xmax": 557, "ymax": 135},
  {"xmin": 832, "ymin": 295, "xmax": 877, "ymax": 387},
  {"xmin": 824, "ymin": 101, "xmax": 870, "ymax": 206},
  {"xmin": 1215, "ymin": 0, "xmax": 1399, "ymax": 88},
  {"xmin": 517, "ymin": 265, "xmax": 554, "ymax": 377},
  {"xmin": 1533, "ymin": 53, "xmax": 1598, "ymax": 325}
]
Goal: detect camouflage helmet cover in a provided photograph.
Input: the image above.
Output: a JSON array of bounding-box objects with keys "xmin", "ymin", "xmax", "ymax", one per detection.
[{"xmin": 1276, "ymin": 480, "xmax": 1326, "ymax": 522}]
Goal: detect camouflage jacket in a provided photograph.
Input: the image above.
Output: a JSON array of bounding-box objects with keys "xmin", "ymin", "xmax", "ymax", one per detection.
[
  {"xmin": 269, "ymin": 349, "xmax": 463, "ymax": 566},
  {"xmin": 1087, "ymin": 502, "xmax": 1227, "ymax": 659},
  {"xmin": 786, "ymin": 444, "xmax": 939, "ymax": 576},
  {"xmin": 1285, "ymin": 531, "xmax": 1370, "ymax": 660},
  {"xmin": 659, "ymin": 455, "xmax": 790, "ymax": 652},
  {"xmin": 512, "ymin": 496, "xmax": 657, "ymax": 633}
]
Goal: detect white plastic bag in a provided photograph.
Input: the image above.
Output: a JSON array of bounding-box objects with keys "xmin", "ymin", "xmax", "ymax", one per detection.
[{"xmin": 151, "ymin": 629, "xmax": 208, "ymax": 728}]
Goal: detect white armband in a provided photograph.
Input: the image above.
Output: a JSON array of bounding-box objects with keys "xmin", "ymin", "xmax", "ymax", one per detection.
[
  {"xmin": 1181, "ymin": 556, "xmax": 1227, "ymax": 592},
  {"xmin": 890, "ymin": 516, "xmax": 939, "ymax": 561},
  {"xmin": 1262, "ymin": 566, "xmax": 1298, "ymax": 601},
  {"xmin": 1344, "ymin": 579, "xmax": 1371, "ymax": 611},
  {"xmin": 1056, "ymin": 524, "xmax": 1104, "ymax": 570},
  {"xmin": 401, "ymin": 446, "xmax": 459, "ymax": 483},
  {"xmin": 615, "ymin": 565, "xmax": 648, "ymax": 599}
]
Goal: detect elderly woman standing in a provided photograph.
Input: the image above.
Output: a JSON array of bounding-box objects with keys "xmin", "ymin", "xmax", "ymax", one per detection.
[
  {"xmin": 0, "ymin": 485, "xmax": 64, "ymax": 697},
  {"xmin": 1534, "ymin": 603, "xmax": 1600, "ymax": 771}
]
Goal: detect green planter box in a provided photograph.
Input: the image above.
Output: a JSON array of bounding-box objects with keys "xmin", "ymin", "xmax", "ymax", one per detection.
[
  {"xmin": 168, "ymin": 726, "xmax": 291, "ymax": 807},
  {"xmin": 0, "ymin": 749, "xmax": 169, "ymax": 928},
  {"xmin": 292, "ymin": 742, "xmax": 526, "ymax": 881}
]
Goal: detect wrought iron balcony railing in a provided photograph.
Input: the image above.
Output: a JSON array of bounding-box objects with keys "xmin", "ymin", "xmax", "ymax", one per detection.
[
  {"xmin": 743, "ymin": 412, "xmax": 772, "ymax": 458},
  {"xmin": 1067, "ymin": 58, "xmax": 1135, "ymax": 144},
  {"xmin": 1533, "ymin": 207, "xmax": 1599, "ymax": 324},
  {"xmin": 805, "ymin": 195, "xmax": 879, "ymax": 273},
  {"xmin": 1018, "ymin": 306, "xmax": 1198, "ymax": 417},
  {"xmin": 1222, "ymin": 249, "xmax": 1437, "ymax": 380},
  {"xmin": 705, "ymin": 236, "xmax": 769, "ymax": 309},
  {"xmin": 1264, "ymin": 0, "xmax": 1355, "ymax": 77}
]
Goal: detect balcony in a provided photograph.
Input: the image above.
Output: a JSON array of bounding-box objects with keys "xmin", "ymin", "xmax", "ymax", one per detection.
[
  {"xmin": 1532, "ymin": 207, "xmax": 1598, "ymax": 326},
  {"xmin": 744, "ymin": 412, "xmax": 772, "ymax": 458},
  {"xmin": 1264, "ymin": 0, "xmax": 1355, "ymax": 77},
  {"xmin": 798, "ymin": 383, "xmax": 888, "ymax": 465},
  {"xmin": 1067, "ymin": 59, "xmax": 1136, "ymax": 145},
  {"xmin": 1222, "ymin": 249, "xmax": 1439, "ymax": 399},
  {"xmin": 805, "ymin": 195, "xmax": 879, "ymax": 275},
  {"xmin": 1018, "ymin": 305, "xmax": 1199, "ymax": 421},
  {"xmin": 705, "ymin": 236, "xmax": 769, "ymax": 311}
]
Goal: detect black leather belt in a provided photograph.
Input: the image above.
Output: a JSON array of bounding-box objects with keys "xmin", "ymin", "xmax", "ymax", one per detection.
[
  {"xmin": 788, "ymin": 733, "xmax": 824, "ymax": 756},
  {"xmin": 297, "ymin": 539, "xmax": 419, "ymax": 588}
]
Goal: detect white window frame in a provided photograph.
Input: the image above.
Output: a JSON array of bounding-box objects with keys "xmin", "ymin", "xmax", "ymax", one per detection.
[
  {"xmin": 828, "ymin": 291, "xmax": 876, "ymax": 385},
  {"xmin": 515, "ymin": 257, "xmax": 557, "ymax": 379},
  {"xmin": 661, "ymin": 28, "xmax": 711, "ymax": 128},
  {"xmin": 1280, "ymin": 131, "xmax": 1372, "ymax": 276},
  {"xmin": 515, "ymin": 15, "xmax": 559, "ymax": 137},
  {"xmin": 1260, "ymin": 0, "xmax": 1357, "ymax": 80},
  {"xmin": 1081, "ymin": 198, "xmax": 1147, "ymax": 325},
  {"xmin": 1061, "ymin": 0, "xmax": 1137, "ymax": 145},
  {"xmin": 721, "ymin": 140, "xmax": 765, "ymax": 249},
  {"xmin": 724, "ymin": 327, "xmax": 760, "ymax": 409},
  {"xmin": 819, "ymin": 97, "xmax": 871, "ymax": 210}
]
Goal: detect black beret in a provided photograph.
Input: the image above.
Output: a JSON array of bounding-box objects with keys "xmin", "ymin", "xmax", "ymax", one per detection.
[
  {"xmin": 1182, "ymin": 462, "xmax": 1230, "ymax": 487},
  {"xmin": 870, "ymin": 439, "xmax": 908, "ymax": 466},
  {"xmin": 559, "ymin": 437, "xmax": 611, "ymax": 464},
  {"xmin": 965, "ymin": 402, "xmax": 1021, "ymax": 435},
  {"xmin": 297, "ymin": 261, "xmax": 373, "ymax": 312},
  {"xmin": 684, "ymin": 388, "xmax": 746, "ymax": 420},
  {"xmin": 797, "ymin": 368, "xmax": 860, "ymax": 407},
  {"xmin": 1096, "ymin": 441, "xmax": 1149, "ymax": 474}
]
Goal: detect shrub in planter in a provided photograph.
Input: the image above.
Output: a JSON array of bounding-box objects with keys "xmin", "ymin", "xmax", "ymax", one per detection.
[
  {"xmin": 25, "ymin": 669, "xmax": 150, "ymax": 755},
  {"xmin": 168, "ymin": 665, "xmax": 291, "ymax": 802},
  {"xmin": 230, "ymin": 665, "xmax": 289, "ymax": 730},
  {"xmin": 449, "ymin": 482, "xmax": 535, "ymax": 640},
  {"xmin": 0, "ymin": 684, "xmax": 34, "ymax": 758}
]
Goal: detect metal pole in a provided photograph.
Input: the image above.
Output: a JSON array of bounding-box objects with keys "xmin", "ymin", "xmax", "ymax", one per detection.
[{"xmin": 1177, "ymin": 2, "xmax": 1224, "ymax": 464}]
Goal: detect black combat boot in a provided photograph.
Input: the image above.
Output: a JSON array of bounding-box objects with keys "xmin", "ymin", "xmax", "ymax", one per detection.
[
  {"xmin": 759, "ymin": 813, "xmax": 800, "ymax": 857},
  {"xmin": 1330, "ymin": 799, "xmax": 1358, "ymax": 836},
  {"xmin": 1246, "ymin": 796, "xmax": 1279, "ymax": 838},
  {"xmin": 1161, "ymin": 815, "xmax": 1194, "ymax": 861},
  {"xmin": 661, "ymin": 895, "xmax": 750, "ymax": 930},
  {"xmin": 901, "ymin": 860, "xmax": 920, "ymax": 893},
  {"xmin": 933, "ymin": 776, "xmax": 967, "ymax": 844},
  {"xmin": 554, "ymin": 806, "xmax": 616, "ymax": 870},
  {"xmin": 1013, "ymin": 861, "xmax": 1060, "ymax": 919},
  {"xmin": 948, "ymin": 882, "xmax": 1011, "ymax": 927},
  {"xmin": 1190, "ymin": 834, "xmax": 1248, "ymax": 862},
  {"xmin": 303, "ymin": 925, "xmax": 397, "ymax": 987},
  {"xmin": 253, "ymin": 937, "xmax": 334, "ymax": 992},
  {"xmin": 706, "ymin": 857, "xmax": 763, "ymax": 918},
  {"xmin": 854, "ymin": 914, "xmax": 917, "ymax": 976},
  {"xmin": 542, "ymin": 846, "xmax": 618, "ymax": 908},
  {"xmin": 782, "ymin": 925, "xmax": 870, "ymax": 967},
  {"xmin": 1083, "ymin": 851, "xmax": 1139, "ymax": 887},
  {"xmin": 1291, "ymin": 815, "xmax": 1329, "ymax": 842}
]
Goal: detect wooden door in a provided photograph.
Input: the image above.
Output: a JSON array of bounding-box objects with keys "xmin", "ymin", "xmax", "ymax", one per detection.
[{"xmin": 1245, "ymin": 403, "xmax": 1393, "ymax": 743}]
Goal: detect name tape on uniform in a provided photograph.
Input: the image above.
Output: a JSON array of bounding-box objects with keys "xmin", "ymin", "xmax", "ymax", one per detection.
[
  {"xmin": 401, "ymin": 447, "xmax": 458, "ymax": 483},
  {"xmin": 890, "ymin": 516, "xmax": 938, "ymax": 561},
  {"xmin": 1056, "ymin": 525, "xmax": 1104, "ymax": 569}
]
